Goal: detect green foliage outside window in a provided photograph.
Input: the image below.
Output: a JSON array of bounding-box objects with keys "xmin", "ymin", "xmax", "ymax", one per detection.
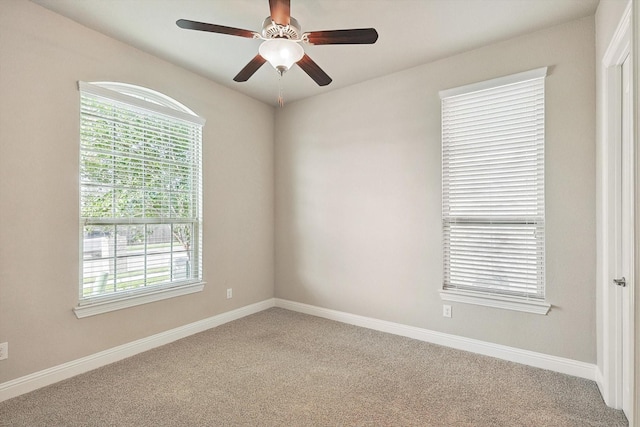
[{"xmin": 80, "ymin": 85, "xmax": 202, "ymax": 299}]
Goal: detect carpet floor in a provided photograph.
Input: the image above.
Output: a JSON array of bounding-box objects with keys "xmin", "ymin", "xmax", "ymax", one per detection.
[{"xmin": 0, "ymin": 308, "xmax": 628, "ymax": 426}]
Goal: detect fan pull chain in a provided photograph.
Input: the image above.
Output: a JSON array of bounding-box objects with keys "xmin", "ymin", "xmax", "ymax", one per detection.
[{"xmin": 277, "ymin": 74, "xmax": 285, "ymax": 107}]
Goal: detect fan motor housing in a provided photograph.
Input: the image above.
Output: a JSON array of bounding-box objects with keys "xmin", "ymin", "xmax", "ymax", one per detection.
[{"xmin": 261, "ymin": 16, "xmax": 301, "ymax": 40}]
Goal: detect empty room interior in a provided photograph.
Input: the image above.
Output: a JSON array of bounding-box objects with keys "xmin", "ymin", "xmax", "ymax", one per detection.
[{"xmin": 0, "ymin": 0, "xmax": 639, "ymax": 425}]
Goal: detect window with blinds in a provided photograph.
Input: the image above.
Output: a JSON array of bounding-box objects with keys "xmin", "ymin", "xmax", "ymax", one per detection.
[
  {"xmin": 78, "ymin": 82, "xmax": 204, "ymax": 307},
  {"xmin": 439, "ymin": 68, "xmax": 548, "ymax": 312}
]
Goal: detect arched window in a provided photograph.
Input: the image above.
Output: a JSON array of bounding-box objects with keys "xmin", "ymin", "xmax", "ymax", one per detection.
[{"xmin": 76, "ymin": 81, "xmax": 205, "ymax": 318}]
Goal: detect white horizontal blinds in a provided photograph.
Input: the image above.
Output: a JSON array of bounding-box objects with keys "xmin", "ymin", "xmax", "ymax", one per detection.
[
  {"xmin": 441, "ymin": 69, "xmax": 545, "ymax": 300},
  {"xmin": 79, "ymin": 82, "xmax": 202, "ymax": 300}
]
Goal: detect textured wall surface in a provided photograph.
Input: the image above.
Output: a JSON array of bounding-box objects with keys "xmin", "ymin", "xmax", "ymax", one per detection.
[
  {"xmin": 0, "ymin": 0, "xmax": 275, "ymax": 383},
  {"xmin": 275, "ymin": 17, "xmax": 596, "ymax": 362}
]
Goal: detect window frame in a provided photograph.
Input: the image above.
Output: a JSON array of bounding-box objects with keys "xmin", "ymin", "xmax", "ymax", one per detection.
[
  {"xmin": 74, "ymin": 81, "xmax": 206, "ymax": 318},
  {"xmin": 438, "ymin": 68, "xmax": 550, "ymax": 315}
]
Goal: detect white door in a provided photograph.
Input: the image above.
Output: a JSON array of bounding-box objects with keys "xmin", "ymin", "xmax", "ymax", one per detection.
[
  {"xmin": 600, "ymin": 5, "xmax": 636, "ymax": 420},
  {"xmin": 615, "ymin": 52, "xmax": 634, "ymax": 421}
]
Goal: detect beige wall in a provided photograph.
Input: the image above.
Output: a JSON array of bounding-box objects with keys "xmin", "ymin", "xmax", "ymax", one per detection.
[
  {"xmin": 0, "ymin": 0, "xmax": 274, "ymax": 383},
  {"xmin": 275, "ymin": 17, "xmax": 597, "ymax": 362}
]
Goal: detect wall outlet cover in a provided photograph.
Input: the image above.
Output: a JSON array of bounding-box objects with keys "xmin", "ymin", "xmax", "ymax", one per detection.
[
  {"xmin": 0, "ymin": 342, "xmax": 8, "ymax": 360},
  {"xmin": 443, "ymin": 305, "xmax": 452, "ymax": 318}
]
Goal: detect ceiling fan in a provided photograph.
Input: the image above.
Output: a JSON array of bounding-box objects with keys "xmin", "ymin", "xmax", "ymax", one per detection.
[{"xmin": 176, "ymin": 0, "xmax": 378, "ymax": 89}]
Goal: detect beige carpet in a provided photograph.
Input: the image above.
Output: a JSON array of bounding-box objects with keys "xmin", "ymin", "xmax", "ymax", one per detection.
[{"xmin": 0, "ymin": 308, "xmax": 628, "ymax": 426}]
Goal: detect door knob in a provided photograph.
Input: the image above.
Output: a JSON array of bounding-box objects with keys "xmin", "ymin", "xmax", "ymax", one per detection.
[{"xmin": 613, "ymin": 277, "xmax": 626, "ymax": 287}]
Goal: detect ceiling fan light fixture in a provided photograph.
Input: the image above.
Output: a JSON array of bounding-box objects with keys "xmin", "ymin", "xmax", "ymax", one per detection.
[{"xmin": 259, "ymin": 39, "xmax": 304, "ymax": 75}]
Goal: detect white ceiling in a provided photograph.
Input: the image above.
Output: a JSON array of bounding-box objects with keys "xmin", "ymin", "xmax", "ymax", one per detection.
[{"xmin": 30, "ymin": 0, "xmax": 599, "ymax": 106}]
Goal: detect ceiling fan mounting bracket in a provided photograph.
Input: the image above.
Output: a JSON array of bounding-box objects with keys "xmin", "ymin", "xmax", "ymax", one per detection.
[{"xmin": 261, "ymin": 17, "xmax": 301, "ymax": 40}]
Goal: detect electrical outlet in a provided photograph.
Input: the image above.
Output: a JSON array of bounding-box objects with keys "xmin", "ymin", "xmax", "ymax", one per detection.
[
  {"xmin": 0, "ymin": 342, "xmax": 8, "ymax": 360},
  {"xmin": 226, "ymin": 288, "xmax": 233, "ymax": 299},
  {"xmin": 443, "ymin": 305, "xmax": 452, "ymax": 318}
]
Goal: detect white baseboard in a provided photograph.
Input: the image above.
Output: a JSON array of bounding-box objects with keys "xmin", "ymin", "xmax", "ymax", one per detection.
[
  {"xmin": 1, "ymin": 297, "xmax": 597, "ymax": 403},
  {"xmin": 275, "ymin": 298, "xmax": 597, "ymax": 381},
  {"xmin": 595, "ymin": 367, "xmax": 609, "ymax": 405},
  {"xmin": 0, "ymin": 299, "xmax": 276, "ymax": 403}
]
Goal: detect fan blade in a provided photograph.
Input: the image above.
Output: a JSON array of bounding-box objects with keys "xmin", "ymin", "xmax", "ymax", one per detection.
[
  {"xmin": 297, "ymin": 54, "xmax": 332, "ymax": 86},
  {"xmin": 233, "ymin": 55, "xmax": 267, "ymax": 82},
  {"xmin": 269, "ymin": 0, "xmax": 290, "ymax": 26},
  {"xmin": 176, "ymin": 19, "xmax": 258, "ymax": 39},
  {"xmin": 304, "ymin": 28, "xmax": 379, "ymax": 45}
]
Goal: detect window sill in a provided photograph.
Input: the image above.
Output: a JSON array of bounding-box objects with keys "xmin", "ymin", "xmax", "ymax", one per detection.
[
  {"xmin": 440, "ymin": 289, "xmax": 551, "ymax": 315},
  {"xmin": 74, "ymin": 281, "xmax": 206, "ymax": 319}
]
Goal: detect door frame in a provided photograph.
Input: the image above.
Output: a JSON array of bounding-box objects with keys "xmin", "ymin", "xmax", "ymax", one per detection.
[
  {"xmin": 633, "ymin": 0, "xmax": 640, "ymax": 423},
  {"xmin": 599, "ymin": 2, "xmax": 635, "ymax": 422}
]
